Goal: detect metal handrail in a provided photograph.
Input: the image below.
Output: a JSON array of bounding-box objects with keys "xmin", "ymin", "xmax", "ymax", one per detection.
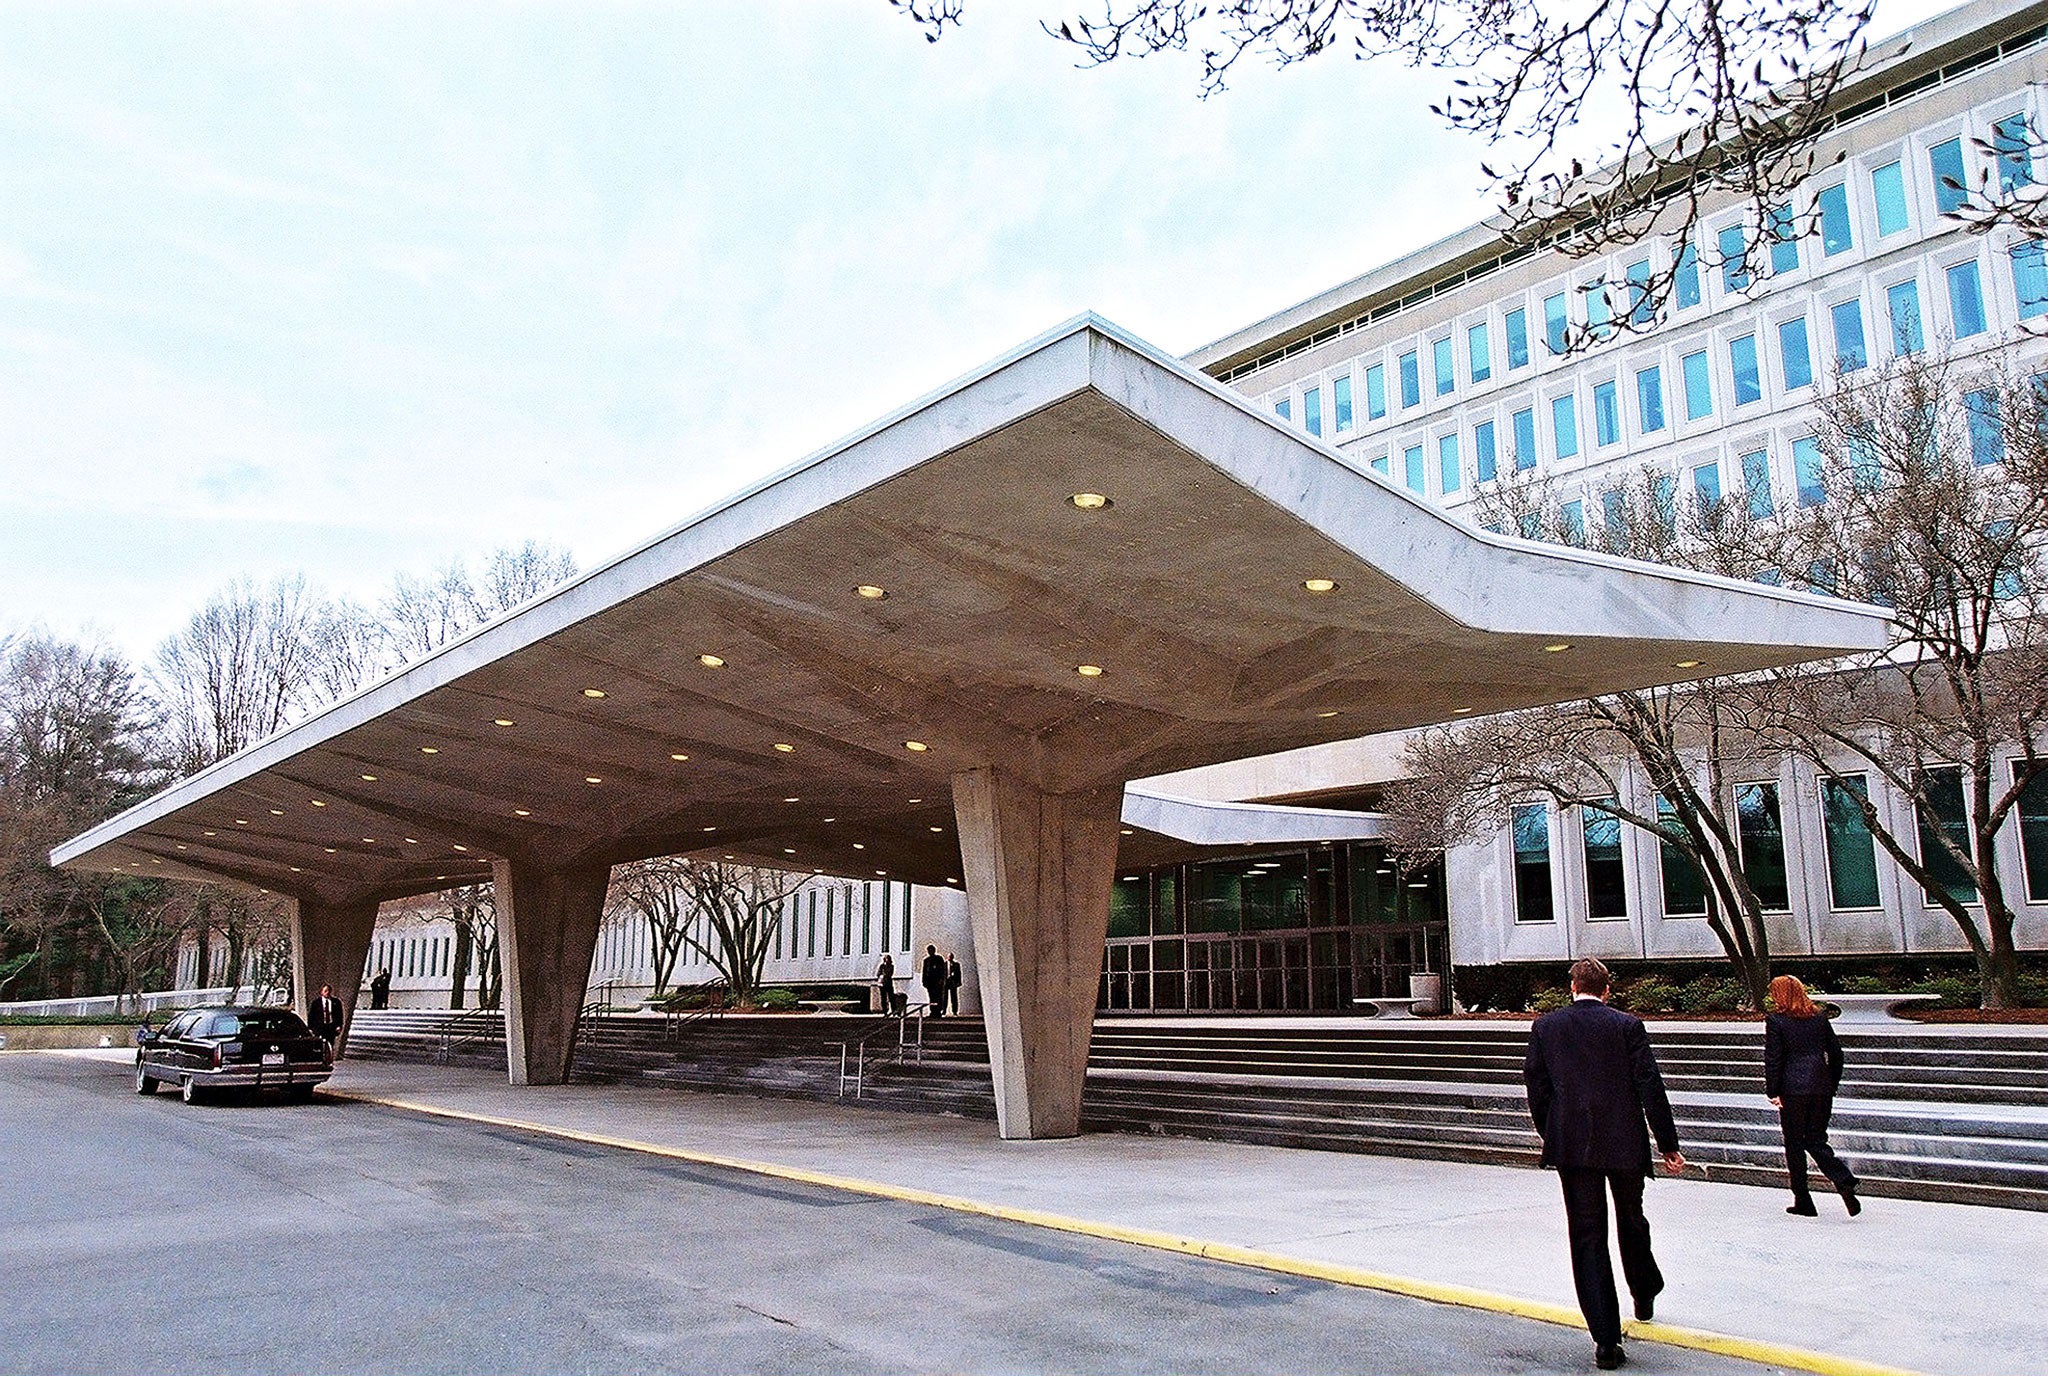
[
  {"xmin": 652, "ymin": 978, "xmax": 730, "ymax": 1042},
  {"xmin": 837, "ymin": 1000, "xmax": 932, "ymax": 1098},
  {"xmin": 433, "ymin": 1005, "xmax": 504, "ymax": 1063}
]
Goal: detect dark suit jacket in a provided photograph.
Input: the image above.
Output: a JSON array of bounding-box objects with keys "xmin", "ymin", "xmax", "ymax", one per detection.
[
  {"xmin": 310, "ymin": 995, "xmax": 344, "ymax": 1038},
  {"xmin": 1764, "ymin": 1012, "xmax": 1845, "ymax": 1098},
  {"xmin": 1525, "ymin": 998, "xmax": 1681, "ymax": 1174}
]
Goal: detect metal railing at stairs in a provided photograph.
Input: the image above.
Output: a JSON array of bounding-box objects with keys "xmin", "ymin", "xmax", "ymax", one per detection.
[
  {"xmin": 837, "ymin": 1000, "xmax": 930, "ymax": 1099},
  {"xmin": 432, "ymin": 1005, "xmax": 504, "ymax": 1064},
  {"xmin": 651, "ymin": 978, "xmax": 730, "ymax": 1043}
]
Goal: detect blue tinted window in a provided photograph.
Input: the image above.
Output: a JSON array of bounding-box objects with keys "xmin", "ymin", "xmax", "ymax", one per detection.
[
  {"xmin": 1967, "ymin": 389, "xmax": 2005, "ymax": 466},
  {"xmin": 1887, "ymin": 280, "xmax": 1924, "ymax": 355},
  {"xmin": 2013, "ymin": 242, "xmax": 2048, "ymax": 320},
  {"xmin": 1399, "ymin": 351, "xmax": 1420, "ymax": 408},
  {"xmin": 1742, "ymin": 449, "xmax": 1775, "ymax": 519},
  {"xmin": 1730, "ymin": 335, "xmax": 1762, "ymax": 405},
  {"xmin": 1626, "ymin": 259, "xmax": 1654, "ymax": 326},
  {"xmin": 1562, "ymin": 500, "xmax": 1585, "ymax": 543},
  {"xmin": 1512, "ymin": 407, "xmax": 1538, "ymax": 471},
  {"xmin": 1674, "ymin": 240, "xmax": 1701, "ymax": 309},
  {"xmin": 1552, "ymin": 393, "xmax": 1579, "ymax": 458},
  {"xmin": 1768, "ymin": 204, "xmax": 1799, "ymax": 274},
  {"xmin": 1831, "ymin": 299, "xmax": 1867, "ymax": 371},
  {"xmin": 1929, "ymin": 139, "xmax": 1968, "ymax": 215},
  {"xmin": 1365, "ymin": 363, "xmax": 1387, "ymax": 419},
  {"xmin": 1371, "ymin": 453, "xmax": 1389, "ymax": 475},
  {"xmin": 1587, "ymin": 284, "xmax": 1614, "ymax": 340},
  {"xmin": 1468, "ymin": 323, "xmax": 1491, "ymax": 382},
  {"xmin": 1816, "ymin": 184, "xmax": 1853, "ymax": 255},
  {"xmin": 1303, "ymin": 386, "xmax": 1323, "ymax": 437},
  {"xmin": 1593, "ymin": 380, "xmax": 1620, "ymax": 445},
  {"xmin": 1403, "ymin": 444, "xmax": 1425, "ymax": 494},
  {"xmin": 1274, "ymin": 397, "xmax": 1290, "ymax": 421},
  {"xmin": 1505, "ymin": 308, "xmax": 1530, "ymax": 368},
  {"xmin": 1873, "ymin": 161, "xmax": 1909, "ymax": 236},
  {"xmin": 1682, "ymin": 350, "xmax": 1712, "ymax": 420},
  {"xmin": 1718, "ymin": 223, "xmax": 1750, "ymax": 291},
  {"xmin": 1439, "ymin": 433, "xmax": 1461, "ymax": 493},
  {"xmin": 1333, "ymin": 374, "xmax": 1354, "ymax": 431},
  {"xmin": 1474, "ymin": 420, "xmax": 1497, "ymax": 482},
  {"xmin": 1794, "ymin": 436, "xmax": 1826, "ymax": 506},
  {"xmin": 1636, "ymin": 365, "xmax": 1665, "ymax": 433},
  {"xmin": 1779, "ymin": 318, "xmax": 1813, "ymax": 390},
  {"xmin": 1947, "ymin": 260, "xmax": 1987, "ymax": 339},
  {"xmin": 1653, "ymin": 474, "xmax": 1676, "ymax": 534},
  {"xmin": 1995, "ymin": 114, "xmax": 2034, "ymax": 191},
  {"xmin": 1544, "ymin": 293, "xmax": 1569, "ymax": 354},
  {"xmin": 1693, "ymin": 461, "xmax": 1722, "ymax": 506},
  {"xmin": 1513, "ymin": 804, "xmax": 1554, "ymax": 923},
  {"xmin": 1434, "ymin": 336, "xmax": 1456, "ymax": 395}
]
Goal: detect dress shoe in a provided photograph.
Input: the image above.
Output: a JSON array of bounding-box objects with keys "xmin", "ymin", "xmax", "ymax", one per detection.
[
  {"xmin": 1786, "ymin": 1200, "xmax": 1818, "ymax": 1216},
  {"xmin": 1595, "ymin": 1342, "xmax": 1629, "ymax": 1369},
  {"xmin": 1633, "ymin": 1292, "xmax": 1656, "ymax": 1322},
  {"xmin": 1843, "ymin": 1187, "xmax": 1862, "ymax": 1217}
]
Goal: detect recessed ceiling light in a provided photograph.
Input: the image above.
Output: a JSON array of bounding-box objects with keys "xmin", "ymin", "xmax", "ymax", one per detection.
[
  {"xmin": 1453, "ymin": 706, "xmax": 1474, "ymax": 714},
  {"xmin": 1121, "ymin": 829, "xmax": 1134, "ymax": 836},
  {"xmin": 176, "ymin": 844, "xmax": 188, "ymax": 850},
  {"xmin": 784, "ymin": 796, "xmax": 801, "ymax": 803},
  {"xmin": 853, "ymin": 843, "xmax": 866, "ymax": 850},
  {"xmin": 905, "ymin": 740, "xmax": 929, "ymax": 752},
  {"xmin": 697, "ymin": 654, "xmax": 725, "ymax": 668},
  {"xmin": 324, "ymin": 847, "xmax": 337, "ymax": 854},
  {"xmin": 203, "ymin": 831, "xmax": 216, "ymax": 837},
  {"xmin": 1302, "ymin": 578, "xmax": 1339, "ymax": 593},
  {"xmin": 582, "ymin": 688, "xmax": 608, "ymax": 698},
  {"xmin": 1542, "ymin": 643, "xmax": 1572, "ymax": 653},
  {"xmin": 783, "ymin": 847, "xmax": 797, "ymax": 854},
  {"xmin": 929, "ymin": 825, "xmax": 944, "ymax": 833},
  {"xmin": 269, "ymin": 808, "xmax": 285, "ymax": 815},
  {"xmin": 150, "ymin": 858, "xmax": 162, "ymax": 864},
  {"xmin": 1316, "ymin": 710, "xmax": 1339, "ymax": 719},
  {"xmin": 585, "ymin": 776, "xmax": 603, "ymax": 785},
  {"xmin": 235, "ymin": 819, "xmax": 249, "ymax": 826},
  {"xmin": 854, "ymin": 584, "xmax": 887, "ymax": 600},
  {"xmin": 453, "ymin": 845, "xmax": 469, "ymax": 852},
  {"xmin": 1068, "ymin": 492, "xmax": 1111, "ymax": 510},
  {"xmin": 822, "ymin": 816, "xmax": 835, "ymax": 823},
  {"xmin": 1076, "ymin": 664, "xmax": 1104, "ymax": 678},
  {"xmin": 309, "ymin": 800, "xmax": 327, "ymax": 808},
  {"xmin": 908, "ymin": 797, "xmax": 923, "ymax": 804},
  {"xmin": 702, "ymin": 825, "xmax": 717, "ymax": 832},
  {"xmin": 876, "ymin": 869, "xmax": 888, "ymax": 876},
  {"xmin": 1674, "ymin": 659, "xmax": 1704, "ymax": 669},
  {"xmin": 773, "ymin": 742, "xmax": 795, "ymax": 753},
  {"xmin": 361, "ymin": 774, "xmax": 378, "ymax": 782},
  {"xmin": 403, "ymin": 838, "xmax": 419, "ymax": 845},
  {"xmin": 513, "ymin": 809, "xmax": 532, "ymax": 817},
  {"xmin": 670, "ymin": 752, "xmax": 690, "ymax": 762},
  {"xmin": 493, "ymin": 718, "xmax": 515, "ymax": 727},
  {"xmin": 724, "ymin": 854, "xmax": 735, "ymax": 860},
  {"xmin": 362, "ymin": 837, "xmax": 376, "ymax": 844},
  {"xmin": 947, "ymin": 877, "xmax": 960, "ymax": 885},
  {"xmin": 420, "ymin": 746, "xmax": 439, "ymax": 755}
]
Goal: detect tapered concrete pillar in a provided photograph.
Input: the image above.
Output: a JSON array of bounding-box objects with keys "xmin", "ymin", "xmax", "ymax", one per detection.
[
  {"xmin": 291, "ymin": 894, "xmax": 379, "ymax": 1060},
  {"xmin": 495, "ymin": 857, "xmax": 612, "ymax": 1086},
  {"xmin": 952, "ymin": 767, "xmax": 1123, "ymax": 1139}
]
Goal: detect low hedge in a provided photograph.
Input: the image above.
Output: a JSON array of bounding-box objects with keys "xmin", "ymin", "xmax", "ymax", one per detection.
[{"xmin": 1455, "ymin": 954, "xmax": 2048, "ymax": 1015}]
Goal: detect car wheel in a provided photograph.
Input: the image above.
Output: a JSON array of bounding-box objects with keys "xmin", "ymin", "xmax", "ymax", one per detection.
[
  {"xmin": 135, "ymin": 1063, "xmax": 157, "ymax": 1095},
  {"xmin": 180, "ymin": 1075, "xmax": 204, "ymax": 1106},
  {"xmin": 286, "ymin": 1083, "xmax": 316, "ymax": 1104}
]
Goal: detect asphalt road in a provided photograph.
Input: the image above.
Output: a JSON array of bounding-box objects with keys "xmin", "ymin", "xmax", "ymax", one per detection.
[{"xmin": 0, "ymin": 1052, "xmax": 1782, "ymax": 1375}]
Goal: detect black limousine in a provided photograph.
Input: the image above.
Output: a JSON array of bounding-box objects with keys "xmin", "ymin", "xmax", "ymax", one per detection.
[{"xmin": 135, "ymin": 1005, "xmax": 333, "ymax": 1104}]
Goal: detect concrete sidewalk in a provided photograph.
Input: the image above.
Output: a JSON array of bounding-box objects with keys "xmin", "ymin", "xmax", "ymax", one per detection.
[{"xmin": 321, "ymin": 1058, "xmax": 2036, "ymax": 1376}]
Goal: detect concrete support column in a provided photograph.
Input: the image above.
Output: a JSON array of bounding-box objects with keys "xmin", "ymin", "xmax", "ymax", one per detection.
[
  {"xmin": 951, "ymin": 767, "xmax": 1123, "ymax": 1139},
  {"xmin": 495, "ymin": 857, "xmax": 612, "ymax": 1086},
  {"xmin": 291, "ymin": 894, "xmax": 380, "ymax": 1060}
]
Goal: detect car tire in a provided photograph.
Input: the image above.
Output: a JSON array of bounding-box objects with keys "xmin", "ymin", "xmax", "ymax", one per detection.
[
  {"xmin": 180, "ymin": 1075, "xmax": 204, "ymax": 1106},
  {"xmin": 286, "ymin": 1083, "xmax": 316, "ymax": 1104},
  {"xmin": 135, "ymin": 1063, "xmax": 157, "ymax": 1095}
]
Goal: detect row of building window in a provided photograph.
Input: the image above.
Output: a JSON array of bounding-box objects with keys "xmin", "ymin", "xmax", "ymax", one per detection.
[
  {"xmin": 1270, "ymin": 107, "xmax": 2042, "ymax": 446},
  {"xmin": 1509, "ymin": 763, "xmax": 2048, "ymax": 925},
  {"xmin": 368, "ymin": 934, "xmax": 450, "ymax": 981}
]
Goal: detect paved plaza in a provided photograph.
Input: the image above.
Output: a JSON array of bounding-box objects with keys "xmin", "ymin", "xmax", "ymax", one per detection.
[{"xmin": 7, "ymin": 1048, "xmax": 2043, "ymax": 1374}]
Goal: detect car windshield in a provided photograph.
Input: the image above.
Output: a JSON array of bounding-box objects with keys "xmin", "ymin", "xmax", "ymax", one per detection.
[{"xmin": 209, "ymin": 1010, "xmax": 310, "ymax": 1038}]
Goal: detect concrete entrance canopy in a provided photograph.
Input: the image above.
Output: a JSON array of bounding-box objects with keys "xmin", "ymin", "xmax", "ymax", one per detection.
[{"xmin": 52, "ymin": 314, "xmax": 1890, "ymax": 1134}]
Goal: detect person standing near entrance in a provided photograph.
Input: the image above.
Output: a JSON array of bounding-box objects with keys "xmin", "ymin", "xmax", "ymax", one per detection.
[
  {"xmin": 369, "ymin": 969, "xmax": 391, "ymax": 1010},
  {"xmin": 874, "ymin": 954, "xmax": 896, "ymax": 1016},
  {"xmin": 945, "ymin": 953, "xmax": 962, "ymax": 1014},
  {"xmin": 309, "ymin": 983, "xmax": 345, "ymax": 1052},
  {"xmin": 920, "ymin": 945, "xmax": 947, "ymax": 1017},
  {"xmin": 1524, "ymin": 958, "xmax": 1685, "ymax": 1371},
  {"xmin": 1766, "ymin": 974, "xmax": 1860, "ymax": 1218}
]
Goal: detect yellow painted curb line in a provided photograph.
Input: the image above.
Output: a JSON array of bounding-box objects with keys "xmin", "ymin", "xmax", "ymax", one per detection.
[{"xmin": 326, "ymin": 1087, "xmax": 1925, "ymax": 1376}]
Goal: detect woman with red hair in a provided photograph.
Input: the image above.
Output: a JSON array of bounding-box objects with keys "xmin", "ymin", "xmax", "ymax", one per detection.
[{"xmin": 1765, "ymin": 974, "xmax": 1862, "ymax": 1216}]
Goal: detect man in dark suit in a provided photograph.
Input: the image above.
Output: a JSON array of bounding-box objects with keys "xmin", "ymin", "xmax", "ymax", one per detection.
[
  {"xmin": 309, "ymin": 983, "xmax": 345, "ymax": 1051},
  {"xmin": 1524, "ymin": 959, "xmax": 1686, "ymax": 1370}
]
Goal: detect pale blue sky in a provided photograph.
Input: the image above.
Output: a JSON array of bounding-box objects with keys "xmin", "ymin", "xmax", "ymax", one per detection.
[{"xmin": 0, "ymin": 0, "xmax": 1948, "ymax": 661}]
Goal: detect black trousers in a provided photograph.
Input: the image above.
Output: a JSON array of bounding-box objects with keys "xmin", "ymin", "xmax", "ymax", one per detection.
[
  {"xmin": 1779, "ymin": 1093, "xmax": 1857, "ymax": 1200},
  {"xmin": 924, "ymin": 983, "xmax": 946, "ymax": 1015},
  {"xmin": 1557, "ymin": 1167, "xmax": 1662, "ymax": 1347}
]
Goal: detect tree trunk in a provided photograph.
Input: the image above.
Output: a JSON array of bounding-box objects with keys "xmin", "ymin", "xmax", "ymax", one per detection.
[{"xmin": 449, "ymin": 921, "xmax": 471, "ymax": 1010}]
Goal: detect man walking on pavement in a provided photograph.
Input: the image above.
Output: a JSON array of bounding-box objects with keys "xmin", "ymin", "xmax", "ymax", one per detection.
[
  {"xmin": 1524, "ymin": 958, "xmax": 1685, "ymax": 1370},
  {"xmin": 309, "ymin": 983, "xmax": 346, "ymax": 1053}
]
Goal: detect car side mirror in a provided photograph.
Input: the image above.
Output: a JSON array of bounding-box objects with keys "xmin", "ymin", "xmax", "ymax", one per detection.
[{"xmin": 135, "ymin": 1026, "xmax": 155, "ymax": 1046}]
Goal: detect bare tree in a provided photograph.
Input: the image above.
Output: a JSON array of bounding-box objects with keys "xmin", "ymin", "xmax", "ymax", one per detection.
[
  {"xmin": 153, "ymin": 576, "xmax": 324, "ymax": 776},
  {"xmin": 382, "ymin": 541, "xmax": 576, "ymax": 662},
  {"xmin": 82, "ymin": 877, "xmax": 185, "ymax": 1012},
  {"xmin": 609, "ymin": 857, "xmax": 697, "ymax": 998},
  {"xmin": 1389, "ymin": 473, "xmax": 1792, "ymax": 1005},
  {"xmin": 902, "ymin": 0, "xmax": 1879, "ymax": 331},
  {"xmin": 622, "ymin": 861, "xmax": 811, "ymax": 1008},
  {"xmin": 442, "ymin": 884, "xmax": 500, "ymax": 1011},
  {"xmin": 1757, "ymin": 354, "xmax": 2048, "ymax": 1008}
]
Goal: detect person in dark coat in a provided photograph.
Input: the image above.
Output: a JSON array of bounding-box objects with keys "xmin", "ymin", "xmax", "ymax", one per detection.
[
  {"xmin": 874, "ymin": 955, "xmax": 896, "ymax": 1016},
  {"xmin": 309, "ymin": 984, "xmax": 345, "ymax": 1050},
  {"xmin": 920, "ymin": 945, "xmax": 947, "ymax": 1017},
  {"xmin": 1524, "ymin": 959, "xmax": 1686, "ymax": 1371},
  {"xmin": 1766, "ymin": 974, "xmax": 1861, "ymax": 1218},
  {"xmin": 945, "ymin": 954, "xmax": 962, "ymax": 1014},
  {"xmin": 369, "ymin": 969, "xmax": 391, "ymax": 1010}
]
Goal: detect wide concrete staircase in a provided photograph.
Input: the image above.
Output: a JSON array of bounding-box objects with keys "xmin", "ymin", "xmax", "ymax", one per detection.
[{"xmin": 343, "ymin": 1009, "xmax": 2048, "ymax": 1211}]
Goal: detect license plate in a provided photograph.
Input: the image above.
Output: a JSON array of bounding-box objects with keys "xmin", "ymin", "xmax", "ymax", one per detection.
[{"xmin": 261, "ymin": 1051, "xmax": 285, "ymax": 1066}]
